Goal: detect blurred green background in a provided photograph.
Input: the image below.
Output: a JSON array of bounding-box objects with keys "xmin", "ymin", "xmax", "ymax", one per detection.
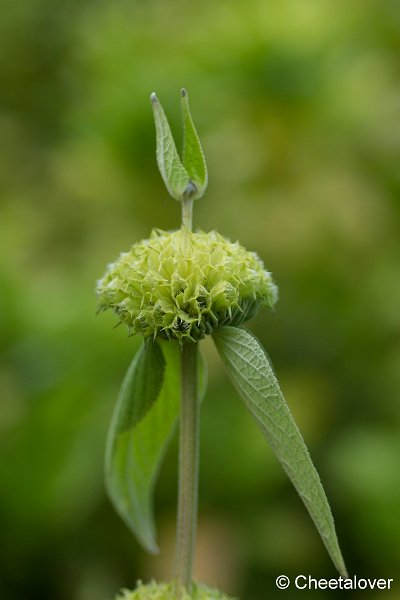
[{"xmin": 1, "ymin": 0, "xmax": 400, "ymax": 598}]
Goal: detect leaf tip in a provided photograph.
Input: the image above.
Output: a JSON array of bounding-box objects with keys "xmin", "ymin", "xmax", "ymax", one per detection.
[
  {"xmin": 340, "ymin": 564, "xmax": 349, "ymax": 580},
  {"xmin": 150, "ymin": 92, "xmax": 158, "ymax": 105},
  {"xmin": 181, "ymin": 87, "xmax": 187, "ymax": 98},
  {"xmin": 147, "ymin": 542, "xmax": 160, "ymax": 555}
]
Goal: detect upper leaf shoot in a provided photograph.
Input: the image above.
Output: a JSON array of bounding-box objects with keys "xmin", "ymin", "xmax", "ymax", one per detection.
[{"xmin": 150, "ymin": 92, "xmax": 190, "ymax": 201}]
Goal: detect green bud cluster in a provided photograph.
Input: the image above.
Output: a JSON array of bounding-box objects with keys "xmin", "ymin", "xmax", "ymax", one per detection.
[
  {"xmin": 97, "ymin": 227, "xmax": 277, "ymax": 342},
  {"xmin": 114, "ymin": 581, "xmax": 234, "ymax": 600}
]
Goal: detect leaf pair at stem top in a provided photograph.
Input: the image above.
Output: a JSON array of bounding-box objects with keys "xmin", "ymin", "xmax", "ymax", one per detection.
[{"xmin": 150, "ymin": 89, "xmax": 208, "ymax": 202}]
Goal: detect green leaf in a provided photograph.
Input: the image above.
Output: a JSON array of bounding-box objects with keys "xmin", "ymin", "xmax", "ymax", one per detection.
[
  {"xmin": 112, "ymin": 340, "xmax": 166, "ymax": 434},
  {"xmin": 106, "ymin": 339, "xmax": 208, "ymax": 553},
  {"xmin": 181, "ymin": 88, "xmax": 208, "ymax": 199},
  {"xmin": 213, "ymin": 326, "xmax": 348, "ymax": 578},
  {"xmin": 150, "ymin": 92, "xmax": 190, "ymax": 201}
]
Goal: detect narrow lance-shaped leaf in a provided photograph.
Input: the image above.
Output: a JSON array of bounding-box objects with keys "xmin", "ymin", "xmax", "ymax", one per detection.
[
  {"xmin": 181, "ymin": 88, "xmax": 208, "ymax": 199},
  {"xmin": 213, "ymin": 326, "xmax": 348, "ymax": 578},
  {"xmin": 106, "ymin": 339, "xmax": 208, "ymax": 553},
  {"xmin": 150, "ymin": 92, "xmax": 190, "ymax": 201}
]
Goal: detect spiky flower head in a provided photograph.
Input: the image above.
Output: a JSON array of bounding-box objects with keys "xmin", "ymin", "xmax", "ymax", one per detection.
[
  {"xmin": 97, "ymin": 227, "xmax": 277, "ymax": 343},
  {"xmin": 114, "ymin": 581, "xmax": 235, "ymax": 600}
]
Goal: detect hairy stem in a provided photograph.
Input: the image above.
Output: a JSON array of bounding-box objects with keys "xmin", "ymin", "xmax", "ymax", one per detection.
[
  {"xmin": 182, "ymin": 197, "xmax": 193, "ymax": 230},
  {"xmin": 174, "ymin": 342, "xmax": 199, "ymax": 592}
]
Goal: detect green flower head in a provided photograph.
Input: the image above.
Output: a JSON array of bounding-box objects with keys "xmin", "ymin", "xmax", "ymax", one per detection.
[
  {"xmin": 97, "ymin": 227, "xmax": 277, "ymax": 342},
  {"xmin": 114, "ymin": 581, "xmax": 235, "ymax": 600}
]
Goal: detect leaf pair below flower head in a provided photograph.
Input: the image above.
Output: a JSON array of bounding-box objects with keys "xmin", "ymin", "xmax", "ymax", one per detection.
[
  {"xmin": 150, "ymin": 89, "xmax": 208, "ymax": 202},
  {"xmin": 106, "ymin": 328, "xmax": 347, "ymax": 577}
]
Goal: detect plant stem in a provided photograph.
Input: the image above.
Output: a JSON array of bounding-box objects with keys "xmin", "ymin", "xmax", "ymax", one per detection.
[
  {"xmin": 182, "ymin": 197, "xmax": 193, "ymax": 230},
  {"xmin": 174, "ymin": 341, "xmax": 199, "ymax": 592}
]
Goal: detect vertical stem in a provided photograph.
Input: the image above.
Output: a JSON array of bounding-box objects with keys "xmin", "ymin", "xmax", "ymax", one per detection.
[
  {"xmin": 182, "ymin": 197, "xmax": 193, "ymax": 230},
  {"xmin": 174, "ymin": 342, "xmax": 199, "ymax": 592}
]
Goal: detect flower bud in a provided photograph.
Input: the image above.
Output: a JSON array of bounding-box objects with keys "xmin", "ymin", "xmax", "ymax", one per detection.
[
  {"xmin": 114, "ymin": 581, "xmax": 234, "ymax": 600},
  {"xmin": 97, "ymin": 228, "xmax": 277, "ymax": 342}
]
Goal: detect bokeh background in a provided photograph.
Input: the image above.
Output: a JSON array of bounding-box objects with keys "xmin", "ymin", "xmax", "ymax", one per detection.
[{"xmin": 1, "ymin": 0, "xmax": 400, "ymax": 598}]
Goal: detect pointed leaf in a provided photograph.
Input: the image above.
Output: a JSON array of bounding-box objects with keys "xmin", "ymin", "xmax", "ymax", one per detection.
[
  {"xmin": 150, "ymin": 92, "xmax": 190, "ymax": 201},
  {"xmin": 213, "ymin": 326, "xmax": 348, "ymax": 577},
  {"xmin": 106, "ymin": 340, "xmax": 208, "ymax": 553},
  {"xmin": 181, "ymin": 88, "xmax": 208, "ymax": 199},
  {"xmin": 112, "ymin": 340, "xmax": 166, "ymax": 434}
]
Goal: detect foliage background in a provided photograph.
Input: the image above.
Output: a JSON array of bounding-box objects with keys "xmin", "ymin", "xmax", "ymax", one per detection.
[{"xmin": 1, "ymin": 0, "xmax": 399, "ymax": 598}]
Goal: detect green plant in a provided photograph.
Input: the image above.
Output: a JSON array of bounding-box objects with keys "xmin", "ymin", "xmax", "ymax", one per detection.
[{"xmin": 97, "ymin": 90, "xmax": 348, "ymax": 599}]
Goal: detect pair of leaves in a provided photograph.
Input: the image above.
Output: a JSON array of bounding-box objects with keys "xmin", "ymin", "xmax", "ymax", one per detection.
[
  {"xmin": 105, "ymin": 339, "xmax": 207, "ymax": 553},
  {"xmin": 106, "ymin": 328, "xmax": 347, "ymax": 577},
  {"xmin": 150, "ymin": 89, "xmax": 208, "ymax": 202}
]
